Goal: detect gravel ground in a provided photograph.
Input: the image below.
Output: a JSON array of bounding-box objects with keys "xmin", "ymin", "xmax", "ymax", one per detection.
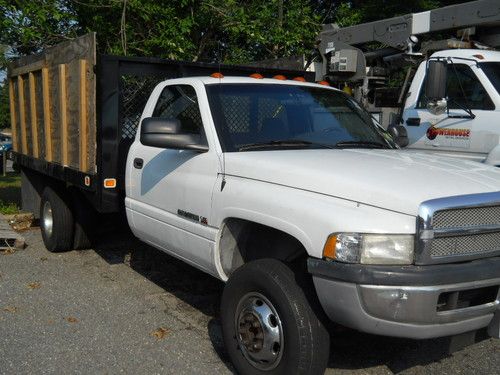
[{"xmin": 0, "ymin": 226, "xmax": 498, "ymax": 375}]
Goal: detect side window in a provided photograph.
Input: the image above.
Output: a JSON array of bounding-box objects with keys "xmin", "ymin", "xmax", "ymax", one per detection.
[
  {"xmin": 417, "ymin": 64, "xmax": 495, "ymax": 110},
  {"xmin": 152, "ymin": 85, "xmax": 203, "ymax": 133}
]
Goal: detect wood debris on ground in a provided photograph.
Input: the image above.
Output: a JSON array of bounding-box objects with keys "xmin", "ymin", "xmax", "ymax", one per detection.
[
  {"xmin": 151, "ymin": 327, "xmax": 170, "ymax": 340},
  {"xmin": 27, "ymin": 282, "xmax": 41, "ymax": 289}
]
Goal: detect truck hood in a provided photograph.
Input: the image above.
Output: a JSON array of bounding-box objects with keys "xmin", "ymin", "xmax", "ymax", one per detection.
[{"xmin": 224, "ymin": 149, "xmax": 500, "ymax": 216}]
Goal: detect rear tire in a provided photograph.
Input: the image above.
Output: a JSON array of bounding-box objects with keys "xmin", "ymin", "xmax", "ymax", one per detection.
[
  {"xmin": 40, "ymin": 187, "xmax": 74, "ymax": 252},
  {"xmin": 221, "ymin": 259, "xmax": 330, "ymax": 375}
]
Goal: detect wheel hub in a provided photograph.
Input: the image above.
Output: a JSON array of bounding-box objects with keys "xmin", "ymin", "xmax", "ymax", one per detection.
[
  {"xmin": 235, "ymin": 292, "xmax": 283, "ymax": 370},
  {"xmin": 42, "ymin": 201, "xmax": 53, "ymax": 238}
]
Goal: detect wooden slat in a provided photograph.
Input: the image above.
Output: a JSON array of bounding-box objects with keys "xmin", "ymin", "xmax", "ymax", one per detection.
[
  {"xmin": 28, "ymin": 72, "xmax": 39, "ymax": 158},
  {"xmin": 58, "ymin": 64, "xmax": 68, "ymax": 166},
  {"xmin": 41, "ymin": 68, "xmax": 53, "ymax": 162},
  {"xmin": 8, "ymin": 80, "xmax": 18, "ymax": 152},
  {"xmin": 78, "ymin": 60, "xmax": 88, "ymax": 172},
  {"xmin": 17, "ymin": 76, "xmax": 28, "ymax": 154},
  {"xmin": 9, "ymin": 60, "xmax": 45, "ymax": 77}
]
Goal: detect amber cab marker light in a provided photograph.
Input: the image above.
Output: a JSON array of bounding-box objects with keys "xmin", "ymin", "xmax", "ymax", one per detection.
[
  {"xmin": 273, "ymin": 75, "xmax": 287, "ymax": 80},
  {"xmin": 323, "ymin": 234, "xmax": 337, "ymax": 260},
  {"xmin": 293, "ymin": 76, "xmax": 306, "ymax": 82},
  {"xmin": 250, "ymin": 73, "xmax": 264, "ymax": 79},
  {"xmin": 211, "ymin": 72, "xmax": 224, "ymax": 78},
  {"xmin": 317, "ymin": 80, "xmax": 330, "ymax": 86},
  {"xmin": 473, "ymin": 54, "xmax": 485, "ymax": 60},
  {"xmin": 104, "ymin": 178, "xmax": 117, "ymax": 189}
]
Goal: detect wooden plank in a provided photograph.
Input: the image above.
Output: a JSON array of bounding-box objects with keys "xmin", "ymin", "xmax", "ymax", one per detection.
[
  {"xmin": 8, "ymin": 80, "xmax": 18, "ymax": 152},
  {"xmin": 9, "ymin": 60, "xmax": 45, "ymax": 77},
  {"xmin": 28, "ymin": 72, "xmax": 39, "ymax": 158},
  {"xmin": 17, "ymin": 76, "xmax": 28, "ymax": 154},
  {"xmin": 58, "ymin": 64, "xmax": 68, "ymax": 166},
  {"xmin": 0, "ymin": 213, "xmax": 26, "ymax": 250},
  {"xmin": 79, "ymin": 60, "xmax": 88, "ymax": 172},
  {"xmin": 9, "ymin": 33, "xmax": 96, "ymax": 73},
  {"xmin": 41, "ymin": 68, "xmax": 53, "ymax": 162}
]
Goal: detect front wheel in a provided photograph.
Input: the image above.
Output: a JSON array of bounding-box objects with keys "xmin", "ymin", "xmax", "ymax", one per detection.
[{"xmin": 221, "ymin": 259, "xmax": 330, "ymax": 375}]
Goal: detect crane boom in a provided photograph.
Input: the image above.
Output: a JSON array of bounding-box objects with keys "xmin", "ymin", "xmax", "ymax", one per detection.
[{"xmin": 318, "ymin": 0, "xmax": 500, "ymax": 52}]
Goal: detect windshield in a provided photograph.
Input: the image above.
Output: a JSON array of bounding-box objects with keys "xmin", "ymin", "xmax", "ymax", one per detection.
[
  {"xmin": 480, "ymin": 62, "xmax": 500, "ymax": 95},
  {"xmin": 205, "ymin": 83, "xmax": 395, "ymax": 152}
]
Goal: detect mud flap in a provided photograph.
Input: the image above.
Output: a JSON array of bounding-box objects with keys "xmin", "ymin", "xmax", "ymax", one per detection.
[{"xmin": 487, "ymin": 311, "xmax": 499, "ymax": 339}]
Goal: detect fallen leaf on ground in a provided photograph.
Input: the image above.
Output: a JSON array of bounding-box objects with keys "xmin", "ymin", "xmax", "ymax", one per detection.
[
  {"xmin": 0, "ymin": 248, "xmax": 15, "ymax": 255},
  {"xmin": 3, "ymin": 306, "xmax": 18, "ymax": 313},
  {"xmin": 27, "ymin": 282, "xmax": 41, "ymax": 289},
  {"xmin": 151, "ymin": 327, "xmax": 170, "ymax": 340},
  {"xmin": 40, "ymin": 257, "xmax": 48, "ymax": 261},
  {"xmin": 66, "ymin": 316, "xmax": 78, "ymax": 323}
]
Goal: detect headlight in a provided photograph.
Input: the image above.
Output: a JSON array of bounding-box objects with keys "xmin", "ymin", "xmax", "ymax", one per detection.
[{"xmin": 323, "ymin": 233, "xmax": 414, "ymax": 265}]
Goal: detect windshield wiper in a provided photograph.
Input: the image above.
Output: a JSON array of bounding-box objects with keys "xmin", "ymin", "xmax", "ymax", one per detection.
[
  {"xmin": 335, "ymin": 140, "xmax": 388, "ymax": 149},
  {"xmin": 239, "ymin": 139, "xmax": 335, "ymax": 151}
]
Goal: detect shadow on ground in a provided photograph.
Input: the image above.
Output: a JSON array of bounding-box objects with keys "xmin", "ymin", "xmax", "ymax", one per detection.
[{"xmin": 90, "ymin": 224, "xmax": 489, "ymax": 374}]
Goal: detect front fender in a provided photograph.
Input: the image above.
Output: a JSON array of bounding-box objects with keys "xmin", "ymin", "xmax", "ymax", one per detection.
[{"xmin": 211, "ymin": 175, "xmax": 416, "ymax": 260}]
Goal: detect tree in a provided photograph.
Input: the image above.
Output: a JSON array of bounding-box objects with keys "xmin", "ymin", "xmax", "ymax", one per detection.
[
  {"xmin": 201, "ymin": 0, "xmax": 320, "ymax": 63},
  {"xmin": 70, "ymin": 0, "xmax": 320, "ymax": 64},
  {"xmin": 0, "ymin": 80, "xmax": 9, "ymax": 129},
  {"xmin": 0, "ymin": 0, "xmax": 78, "ymax": 56}
]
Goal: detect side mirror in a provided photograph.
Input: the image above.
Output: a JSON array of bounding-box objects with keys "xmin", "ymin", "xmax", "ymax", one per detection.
[
  {"xmin": 387, "ymin": 124, "xmax": 409, "ymax": 148},
  {"xmin": 425, "ymin": 60, "xmax": 448, "ymax": 116},
  {"xmin": 140, "ymin": 117, "xmax": 208, "ymax": 152},
  {"xmin": 425, "ymin": 60, "xmax": 447, "ymax": 100}
]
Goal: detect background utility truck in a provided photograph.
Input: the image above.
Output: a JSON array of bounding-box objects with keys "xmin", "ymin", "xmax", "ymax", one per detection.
[
  {"xmin": 315, "ymin": 0, "xmax": 500, "ymax": 165},
  {"xmin": 8, "ymin": 33, "xmax": 500, "ymax": 375}
]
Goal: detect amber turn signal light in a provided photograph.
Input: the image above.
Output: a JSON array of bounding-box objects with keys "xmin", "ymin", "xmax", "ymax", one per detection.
[{"xmin": 323, "ymin": 234, "xmax": 337, "ymax": 260}]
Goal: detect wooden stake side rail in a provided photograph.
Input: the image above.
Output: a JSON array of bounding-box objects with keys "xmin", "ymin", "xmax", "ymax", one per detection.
[{"xmin": 7, "ymin": 33, "xmax": 96, "ymax": 174}]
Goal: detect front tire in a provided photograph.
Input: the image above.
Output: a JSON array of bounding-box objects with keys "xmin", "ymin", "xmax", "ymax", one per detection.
[
  {"xmin": 221, "ymin": 259, "xmax": 330, "ymax": 375},
  {"xmin": 40, "ymin": 187, "xmax": 74, "ymax": 252}
]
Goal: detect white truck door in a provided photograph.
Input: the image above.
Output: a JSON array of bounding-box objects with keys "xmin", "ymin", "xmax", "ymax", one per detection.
[
  {"xmin": 403, "ymin": 62, "xmax": 500, "ymax": 163},
  {"xmin": 126, "ymin": 82, "xmax": 220, "ymax": 275}
]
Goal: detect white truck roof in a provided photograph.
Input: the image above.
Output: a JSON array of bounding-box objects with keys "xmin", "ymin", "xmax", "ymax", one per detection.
[
  {"xmin": 162, "ymin": 76, "xmax": 340, "ymax": 90},
  {"xmin": 431, "ymin": 49, "xmax": 500, "ymax": 62}
]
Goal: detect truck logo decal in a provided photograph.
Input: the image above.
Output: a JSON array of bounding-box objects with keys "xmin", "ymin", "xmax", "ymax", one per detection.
[
  {"xmin": 177, "ymin": 209, "xmax": 208, "ymax": 226},
  {"xmin": 426, "ymin": 125, "xmax": 470, "ymax": 140},
  {"xmin": 177, "ymin": 209, "xmax": 199, "ymax": 222}
]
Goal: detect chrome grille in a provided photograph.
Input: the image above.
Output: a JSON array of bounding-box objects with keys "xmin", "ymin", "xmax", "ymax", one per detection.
[
  {"xmin": 430, "ymin": 231, "xmax": 500, "ymax": 258},
  {"xmin": 417, "ymin": 192, "xmax": 500, "ymax": 265},
  {"xmin": 433, "ymin": 206, "xmax": 500, "ymax": 229}
]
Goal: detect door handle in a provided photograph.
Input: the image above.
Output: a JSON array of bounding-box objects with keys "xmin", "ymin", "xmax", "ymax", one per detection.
[
  {"xmin": 406, "ymin": 117, "xmax": 421, "ymax": 126},
  {"xmin": 133, "ymin": 158, "xmax": 144, "ymax": 169}
]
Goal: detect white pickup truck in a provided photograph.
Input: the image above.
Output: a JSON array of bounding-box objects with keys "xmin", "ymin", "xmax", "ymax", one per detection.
[{"xmin": 9, "ymin": 35, "xmax": 500, "ymax": 375}]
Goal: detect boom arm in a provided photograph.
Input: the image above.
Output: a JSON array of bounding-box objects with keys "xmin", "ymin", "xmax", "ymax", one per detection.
[{"xmin": 318, "ymin": 0, "xmax": 500, "ymax": 52}]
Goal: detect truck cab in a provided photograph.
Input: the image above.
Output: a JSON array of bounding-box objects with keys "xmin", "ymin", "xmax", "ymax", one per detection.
[{"xmin": 402, "ymin": 50, "xmax": 500, "ymax": 165}]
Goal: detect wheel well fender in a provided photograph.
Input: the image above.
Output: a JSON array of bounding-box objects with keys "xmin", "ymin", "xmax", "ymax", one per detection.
[{"xmin": 216, "ymin": 216, "xmax": 311, "ymax": 280}]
